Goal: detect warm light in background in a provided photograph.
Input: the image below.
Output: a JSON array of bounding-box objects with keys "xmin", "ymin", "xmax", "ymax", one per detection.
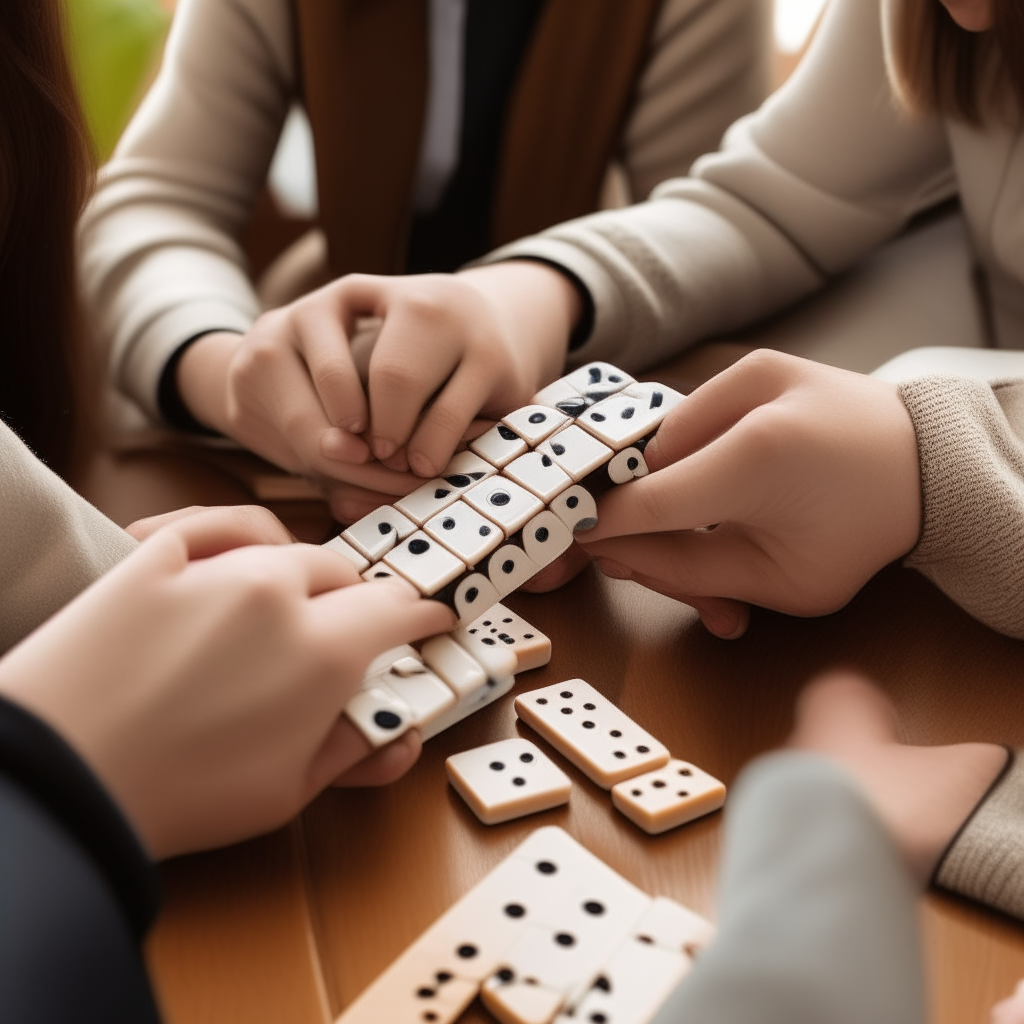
[{"xmin": 774, "ymin": 0, "xmax": 828, "ymax": 53}]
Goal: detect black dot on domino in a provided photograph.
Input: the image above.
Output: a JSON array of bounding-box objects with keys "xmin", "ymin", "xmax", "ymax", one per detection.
[
  {"xmin": 519, "ymin": 752, "xmax": 534, "ymax": 763},
  {"xmin": 465, "ymin": 587, "xmax": 479, "ymax": 602},
  {"xmin": 584, "ymin": 901, "xmax": 605, "ymax": 915},
  {"xmin": 610, "ymin": 729, "xmax": 622, "ymax": 737},
  {"xmin": 490, "ymin": 761, "xmax": 505, "ymax": 771},
  {"xmin": 436, "ymin": 972, "xmax": 452, "ymax": 983},
  {"xmin": 631, "ymin": 788, "xmax": 642, "ymax": 796},
  {"xmin": 524, "ymin": 632, "xmax": 534, "ymax": 638},
  {"xmin": 501, "ymin": 559, "xmax": 515, "ymax": 574},
  {"xmin": 583, "ymin": 702, "xmax": 596, "ymax": 710},
  {"xmin": 551, "ymin": 442, "xmax": 566, "ymax": 455},
  {"xmin": 424, "ymin": 1012, "xmax": 438, "ymax": 1021},
  {"xmin": 541, "ymin": 454, "xmax": 552, "ymax": 467},
  {"xmin": 534, "ymin": 527, "xmax": 549, "ymax": 543},
  {"xmin": 504, "ymin": 904, "xmax": 525, "ymax": 918},
  {"xmin": 408, "ymin": 539, "xmax": 430, "ymax": 555},
  {"xmin": 650, "ymin": 391, "xmax": 664, "ymax": 408},
  {"xmin": 442, "ymin": 517, "xmax": 455, "ymax": 530},
  {"xmin": 378, "ymin": 522, "xmax": 392, "ymax": 535},
  {"xmin": 482, "ymin": 638, "xmax": 496, "ymax": 645},
  {"xmin": 499, "ymin": 634, "xmax": 514, "ymax": 644},
  {"xmin": 497, "ymin": 967, "xmax": 515, "ymax": 982},
  {"xmin": 560, "ymin": 690, "xmax": 573, "ymax": 698},
  {"xmin": 679, "ymin": 767, "xmax": 692, "ymax": 776},
  {"xmin": 560, "ymin": 707, "xmax": 573, "ymax": 715},
  {"xmin": 588, "ymin": 367, "xmax": 601, "ymax": 383},
  {"xmin": 490, "ymin": 491, "xmax": 512, "ymax": 506},
  {"xmin": 536, "ymin": 860, "xmax": 557, "ymax": 874},
  {"xmin": 374, "ymin": 711, "xmax": 402, "ymax": 729},
  {"xmin": 373, "ymin": 571, "xmax": 390, "ymax": 578},
  {"xmin": 483, "ymin": 620, "xmax": 492, "ymax": 626},
  {"xmin": 528, "ymin": 412, "xmax": 546, "ymax": 424},
  {"xmin": 479, "ymin": 525, "xmax": 491, "ymax": 536},
  {"xmin": 457, "ymin": 944, "xmax": 478, "ymax": 958},
  {"xmin": 590, "ymin": 412, "xmax": 606, "ymax": 422},
  {"xmin": 536, "ymin": 697, "xmax": 548, "ymax": 704},
  {"xmin": 637, "ymin": 745, "xmax": 649, "ymax": 753},
  {"xmin": 678, "ymin": 790, "xmax": 690, "ymax": 797},
  {"xmin": 434, "ymin": 488, "xmax": 450, "ymax": 499},
  {"xmin": 627, "ymin": 457, "xmax": 639, "ymax": 471},
  {"xmin": 653, "ymin": 780, "xmax": 666, "ymax": 789},
  {"xmin": 621, "ymin": 406, "xmax": 635, "ymax": 420},
  {"xmin": 613, "ymin": 751, "xmax": 626, "ymax": 759},
  {"xmin": 497, "ymin": 425, "xmax": 518, "ymax": 440},
  {"xmin": 555, "ymin": 933, "xmax": 575, "ymax": 947},
  {"xmin": 609, "ymin": 374, "xmax": 622, "ymax": 383},
  {"xmin": 566, "ymin": 495, "xmax": 579, "ymax": 509},
  {"xmin": 594, "ymin": 976, "xmax": 612, "ymax": 992},
  {"xmin": 512, "ymin": 777, "xmax": 526, "ymax": 786},
  {"xmin": 417, "ymin": 986, "xmax": 435, "ymax": 998},
  {"xmin": 503, "ymin": 617, "xmax": 512, "ymax": 622},
  {"xmin": 445, "ymin": 474, "xmax": 471, "ymax": 488},
  {"xmin": 582, "ymin": 720, "xmax": 595, "ymax": 729}
]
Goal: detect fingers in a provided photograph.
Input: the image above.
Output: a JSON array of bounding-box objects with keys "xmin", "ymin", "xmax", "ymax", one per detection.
[
  {"xmin": 519, "ymin": 543, "xmax": 591, "ymax": 593},
  {"xmin": 125, "ymin": 505, "xmax": 209, "ymax": 541},
  {"xmin": 157, "ymin": 505, "xmax": 295, "ymax": 559},
  {"xmin": 292, "ymin": 289, "xmax": 368, "ymax": 434},
  {"xmin": 322, "ymin": 481, "xmax": 410, "ymax": 526},
  {"xmin": 643, "ymin": 349, "xmax": 794, "ymax": 471},
  {"xmin": 310, "ymin": 578, "xmax": 456, "ymax": 653},
  {"xmin": 332, "ymin": 730, "xmax": 423, "ymax": 787},
  {"xmin": 304, "ymin": 719, "xmax": 422, "ymax": 798},
  {"xmin": 406, "ymin": 359, "xmax": 498, "ymax": 478},
  {"xmin": 583, "ymin": 529, "xmax": 775, "ymax": 607}
]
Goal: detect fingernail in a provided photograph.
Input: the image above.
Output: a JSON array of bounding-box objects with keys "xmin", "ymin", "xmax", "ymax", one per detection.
[
  {"xmin": 371, "ymin": 437, "xmax": 396, "ymax": 461},
  {"xmin": 596, "ymin": 558, "xmax": 632, "ymax": 580},
  {"xmin": 408, "ymin": 451, "xmax": 434, "ymax": 478},
  {"xmin": 710, "ymin": 615, "xmax": 746, "ymax": 640}
]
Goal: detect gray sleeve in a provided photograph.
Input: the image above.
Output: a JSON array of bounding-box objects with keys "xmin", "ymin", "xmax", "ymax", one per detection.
[
  {"xmin": 0, "ymin": 421, "xmax": 137, "ymax": 654},
  {"xmin": 655, "ymin": 751, "xmax": 924, "ymax": 1024}
]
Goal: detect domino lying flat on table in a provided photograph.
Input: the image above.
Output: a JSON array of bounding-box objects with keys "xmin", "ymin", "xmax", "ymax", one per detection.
[{"xmin": 335, "ymin": 826, "xmax": 714, "ymax": 1024}]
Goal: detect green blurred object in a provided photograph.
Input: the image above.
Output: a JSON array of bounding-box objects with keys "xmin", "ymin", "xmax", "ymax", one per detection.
[{"xmin": 65, "ymin": 0, "xmax": 171, "ymax": 162}]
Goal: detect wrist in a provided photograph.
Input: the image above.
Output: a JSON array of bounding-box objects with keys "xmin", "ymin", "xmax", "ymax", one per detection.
[{"xmin": 176, "ymin": 331, "xmax": 244, "ymax": 434}]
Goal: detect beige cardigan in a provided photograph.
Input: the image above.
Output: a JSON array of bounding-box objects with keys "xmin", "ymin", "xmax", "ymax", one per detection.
[
  {"xmin": 78, "ymin": 0, "xmax": 770, "ymax": 426},
  {"xmin": 0, "ymin": 422, "xmax": 136, "ymax": 656}
]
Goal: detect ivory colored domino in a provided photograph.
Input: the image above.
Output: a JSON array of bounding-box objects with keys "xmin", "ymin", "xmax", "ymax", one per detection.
[
  {"xmin": 383, "ymin": 532, "xmax": 467, "ymax": 595},
  {"xmin": 564, "ymin": 362, "xmax": 635, "ymax": 402},
  {"xmin": 611, "ymin": 759, "xmax": 726, "ymax": 835},
  {"xmin": 420, "ymin": 670, "xmax": 516, "ymax": 741},
  {"xmin": 344, "ymin": 686, "xmax": 415, "ymax": 747},
  {"xmin": 515, "ymin": 679, "xmax": 669, "ymax": 789},
  {"xmin": 607, "ymin": 445, "xmax": 650, "ymax": 484},
  {"xmin": 421, "ymin": 634, "xmax": 487, "ymax": 698},
  {"xmin": 361, "ymin": 643, "xmax": 421, "ymax": 681},
  {"xmin": 455, "ymin": 603, "xmax": 551, "ymax": 673},
  {"xmin": 424, "ymin": 499, "xmax": 504, "ymax": 565},
  {"xmin": 372, "ymin": 661, "xmax": 456, "ymax": 730},
  {"xmin": 463, "ymin": 477, "xmax": 544, "ymax": 535},
  {"xmin": 517, "ymin": 510, "xmax": 573, "ymax": 568},
  {"xmin": 482, "ymin": 543, "xmax": 543, "ymax": 598},
  {"xmin": 394, "ymin": 477, "xmax": 469, "ymax": 526},
  {"xmin": 501, "ymin": 405, "xmax": 569, "ymax": 446},
  {"xmin": 532, "ymin": 378, "xmax": 593, "ymax": 419},
  {"xmin": 446, "ymin": 738, "xmax": 571, "ymax": 825},
  {"xmin": 322, "ymin": 534, "xmax": 371, "ymax": 573},
  {"xmin": 481, "ymin": 972, "xmax": 564, "ymax": 1024},
  {"xmin": 537, "ymin": 424, "xmax": 613, "ymax": 482},
  {"xmin": 631, "ymin": 896, "xmax": 717, "ymax": 957},
  {"xmin": 623, "ymin": 380, "xmax": 686, "ymax": 411},
  {"xmin": 440, "ymin": 449, "xmax": 497, "ymax": 485},
  {"xmin": 549, "ymin": 485, "xmax": 599, "ymax": 534},
  {"xmin": 503, "ymin": 451, "xmax": 573, "ymax": 503},
  {"xmin": 341, "ymin": 505, "xmax": 416, "ymax": 562},
  {"xmin": 470, "ymin": 423, "xmax": 529, "ymax": 467},
  {"xmin": 434, "ymin": 570, "xmax": 502, "ymax": 625}
]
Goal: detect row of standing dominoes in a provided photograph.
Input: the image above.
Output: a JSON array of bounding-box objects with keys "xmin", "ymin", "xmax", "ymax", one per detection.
[
  {"xmin": 345, "ymin": 603, "xmax": 552, "ymax": 747},
  {"xmin": 446, "ymin": 679, "xmax": 726, "ymax": 836},
  {"xmin": 324, "ymin": 362, "xmax": 685, "ymax": 626},
  {"xmin": 335, "ymin": 826, "xmax": 715, "ymax": 1024}
]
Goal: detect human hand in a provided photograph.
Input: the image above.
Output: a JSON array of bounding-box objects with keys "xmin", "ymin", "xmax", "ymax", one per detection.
[
  {"xmin": 176, "ymin": 262, "xmax": 578, "ymax": 518},
  {"xmin": 125, "ymin": 503, "xmax": 295, "ymax": 545},
  {"xmin": 0, "ymin": 513, "xmax": 454, "ymax": 859},
  {"xmin": 992, "ymin": 980, "xmax": 1024, "ymax": 1024},
  {"xmin": 579, "ymin": 351, "xmax": 922, "ymax": 637}
]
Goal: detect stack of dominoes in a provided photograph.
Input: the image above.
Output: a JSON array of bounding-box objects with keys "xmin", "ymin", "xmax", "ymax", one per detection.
[
  {"xmin": 324, "ymin": 362, "xmax": 685, "ymax": 624},
  {"xmin": 336, "ymin": 826, "xmax": 715, "ymax": 1024}
]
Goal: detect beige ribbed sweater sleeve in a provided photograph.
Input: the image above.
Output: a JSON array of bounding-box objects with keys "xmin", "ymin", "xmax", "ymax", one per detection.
[
  {"xmin": 480, "ymin": 0, "xmax": 955, "ymax": 374},
  {"xmin": 898, "ymin": 375, "xmax": 1024, "ymax": 640},
  {"xmin": 0, "ymin": 421, "xmax": 137, "ymax": 655}
]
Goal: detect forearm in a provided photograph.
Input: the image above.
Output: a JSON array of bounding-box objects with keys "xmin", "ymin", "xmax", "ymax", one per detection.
[
  {"xmin": 655, "ymin": 752, "xmax": 924, "ymax": 1024},
  {"xmin": 0, "ymin": 421, "xmax": 136, "ymax": 654},
  {"xmin": 899, "ymin": 374, "xmax": 1024, "ymax": 639},
  {"xmin": 0, "ymin": 695, "xmax": 160, "ymax": 1023}
]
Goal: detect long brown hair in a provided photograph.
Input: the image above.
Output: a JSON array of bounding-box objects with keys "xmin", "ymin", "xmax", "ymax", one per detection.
[
  {"xmin": 0, "ymin": 0, "xmax": 92, "ymax": 478},
  {"xmin": 892, "ymin": 0, "xmax": 1024, "ymax": 124}
]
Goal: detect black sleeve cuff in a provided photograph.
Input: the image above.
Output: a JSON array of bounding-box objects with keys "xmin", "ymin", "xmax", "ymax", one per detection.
[
  {"xmin": 157, "ymin": 331, "xmax": 239, "ymax": 436},
  {"xmin": 0, "ymin": 695, "xmax": 160, "ymax": 939},
  {"xmin": 503, "ymin": 256, "xmax": 596, "ymax": 352}
]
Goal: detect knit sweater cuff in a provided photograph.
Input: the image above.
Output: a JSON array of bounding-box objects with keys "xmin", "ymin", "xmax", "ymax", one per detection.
[
  {"xmin": 934, "ymin": 750, "xmax": 1024, "ymax": 919},
  {"xmin": 898, "ymin": 374, "xmax": 1024, "ymax": 640}
]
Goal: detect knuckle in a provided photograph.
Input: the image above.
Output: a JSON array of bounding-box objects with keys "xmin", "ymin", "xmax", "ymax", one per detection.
[{"xmin": 371, "ymin": 358, "xmax": 417, "ymax": 395}]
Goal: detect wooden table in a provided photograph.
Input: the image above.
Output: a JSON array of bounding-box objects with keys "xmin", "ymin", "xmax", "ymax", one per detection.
[{"xmin": 82, "ymin": 334, "xmax": 1024, "ymax": 1024}]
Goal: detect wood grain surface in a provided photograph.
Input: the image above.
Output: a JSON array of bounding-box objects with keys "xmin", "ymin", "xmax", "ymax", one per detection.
[{"xmin": 142, "ymin": 560, "xmax": 1024, "ymax": 1024}]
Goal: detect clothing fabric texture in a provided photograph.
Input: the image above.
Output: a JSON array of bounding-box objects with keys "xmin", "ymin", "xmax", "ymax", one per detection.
[
  {"xmin": 658, "ymin": 751, "xmax": 925, "ymax": 1024},
  {"xmin": 0, "ymin": 418, "xmax": 136, "ymax": 656},
  {"xmin": 78, "ymin": 0, "xmax": 770, "ymax": 426},
  {"xmin": 0, "ymin": 694, "xmax": 160, "ymax": 1023}
]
